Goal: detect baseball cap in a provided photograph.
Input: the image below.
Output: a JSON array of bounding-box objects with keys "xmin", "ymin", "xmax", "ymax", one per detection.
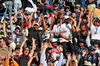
[
  {"xmin": 81, "ymin": 27, "xmax": 86, "ymax": 31},
  {"xmin": 65, "ymin": 6, "xmax": 70, "ymax": 9},
  {"xmin": 78, "ymin": 39, "xmax": 85, "ymax": 44},
  {"xmin": 60, "ymin": 6, "xmax": 64, "ymax": 9},
  {"xmin": 54, "ymin": 4, "xmax": 58, "ymax": 7},
  {"xmin": 23, "ymin": 23, "xmax": 28, "ymax": 27},
  {"xmin": 76, "ymin": 4, "xmax": 80, "ymax": 8},
  {"xmin": 64, "ymin": 15, "xmax": 69, "ymax": 19},
  {"xmin": 34, "ymin": 23, "xmax": 39, "ymax": 26},
  {"xmin": 93, "ymin": 40, "xmax": 100, "ymax": 44},
  {"xmin": 44, "ymin": 15, "xmax": 49, "ymax": 18},
  {"xmin": 88, "ymin": 46, "xmax": 95, "ymax": 50},
  {"xmin": 51, "ymin": 38, "xmax": 58, "ymax": 42}
]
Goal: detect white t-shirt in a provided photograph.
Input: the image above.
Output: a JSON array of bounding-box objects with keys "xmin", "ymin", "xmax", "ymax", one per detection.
[
  {"xmin": 59, "ymin": 23, "xmax": 72, "ymax": 42},
  {"xmin": 91, "ymin": 24, "xmax": 100, "ymax": 40}
]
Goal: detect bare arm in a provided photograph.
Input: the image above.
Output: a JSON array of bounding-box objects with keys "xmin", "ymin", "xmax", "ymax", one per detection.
[
  {"xmin": 42, "ymin": 15, "xmax": 46, "ymax": 33},
  {"xmin": 20, "ymin": 37, "xmax": 28, "ymax": 54},
  {"xmin": 60, "ymin": 32, "xmax": 71, "ymax": 40},
  {"xmin": 3, "ymin": 20, "xmax": 7, "ymax": 37},
  {"xmin": 29, "ymin": 38, "xmax": 35, "ymax": 56},
  {"xmin": 49, "ymin": 15, "xmax": 54, "ymax": 30},
  {"xmin": 87, "ymin": 16, "xmax": 90, "ymax": 28},
  {"xmin": 27, "ymin": 56, "xmax": 34, "ymax": 66},
  {"xmin": 28, "ymin": 12, "xmax": 34, "ymax": 29}
]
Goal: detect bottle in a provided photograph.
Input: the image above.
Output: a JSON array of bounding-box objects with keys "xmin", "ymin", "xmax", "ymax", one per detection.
[{"xmin": 17, "ymin": 38, "xmax": 19, "ymax": 45}]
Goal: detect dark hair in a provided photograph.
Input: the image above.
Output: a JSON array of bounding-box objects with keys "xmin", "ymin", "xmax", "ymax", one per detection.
[
  {"xmin": 0, "ymin": 37, "xmax": 7, "ymax": 43},
  {"xmin": 82, "ymin": 16, "xmax": 87, "ymax": 20}
]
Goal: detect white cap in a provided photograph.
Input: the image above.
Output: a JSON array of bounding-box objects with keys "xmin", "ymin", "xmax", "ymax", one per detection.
[
  {"xmin": 44, "ymin": 15, "xmax": 48, "ymax": 18},
  {"xmin": 34, "ymin": 23, "xmax": 39, "ymax": 26},
  {"xmin": 9, "ymin": 42, "xmax": 16, "ymax": 50},
  {"xmin": 51, "ymin": 38, "xmax": 58, "ymax": 42},
  {"xmin": 64, "ymin": 15, "xmax": 69, "ymax": 19}
]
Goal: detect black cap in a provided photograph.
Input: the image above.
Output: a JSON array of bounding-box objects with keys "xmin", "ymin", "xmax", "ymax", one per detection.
[
  {"xmin": 46, "ymin": 47, "xmax": 52, "ymax": 51},
  {"xmin": 54, "ymin": 4, "xmax": 58, "ymax": 7},
  {"xmin": 78, "ymin": 39, "xmax": 85, "ymax": 44},
  {"xmin": 60, "ymin": 6, "xmax": 64, "ymax": 9},
  {"xmin": 88, "ymin": 46, "xmax": 95, "ymax": 50},
  {"xmin": 93, "ymin": 40, "xmax": 100, "ymax": 44}
]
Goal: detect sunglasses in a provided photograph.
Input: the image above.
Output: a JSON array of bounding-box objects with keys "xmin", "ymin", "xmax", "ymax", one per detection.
[
  {"xmin": 24, "ymin": 49, "xmax": 29, "ymax": 51},
  {"xmin": 91, "ymin": 50, "xmax": 95, "ymax": 51}
]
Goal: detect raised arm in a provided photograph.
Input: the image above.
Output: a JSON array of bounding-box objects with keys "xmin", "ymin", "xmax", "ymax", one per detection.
[
  {"xmin": 28, "ymin": 12, "xmax": 34, "ymax": 29},
  {"xmin": 3, "ymin": 20, "xmax": 7, "ymax": 37},
  {"xmin": 27, "ymin": 56, "xmax": 34, "ymax": 66},
  {"xmin": 40, "ymin": 43, "xmax": 48, "ymax": 66},
  {"xmin": 10, "ymin": 17, "xmax": 15, "ymax": 41},
  {"xmin": 42, "ymin": 15, "xmax": 46, "ymax": 33},
  {"xmin": 66, "ymin": 53, "xmax": 71, "ymax": 66},
  {"xmin": 19, "ymin": 37, "xmax": 28, "ymax": 54},
  {"xmin": 87, "ymin": 15, "xmax": 90, "ymax": 28},
  {"xmin": 49, "ymin": 15, "xmax": 54, "ymax": 30},
  {"xmin": 29, "ymin": 38, "xmax": 35, "ymax": 56},
  {"xmin": 56, "ymin": 45, "xmax": 63, "ymax": 66}
]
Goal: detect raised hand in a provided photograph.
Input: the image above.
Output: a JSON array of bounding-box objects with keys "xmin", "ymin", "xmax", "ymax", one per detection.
[
  {"xmin": 67, "ymin": 53, "xmax": 71, "ymax": 60},
  {"xmin": 82, "ymin": 50, "xmax": 86, "ymax": 56},
  {"xmin": 72, "ymin": 54, "xmax": 76, "ymax": 60},
  {"xmin": 32, "ymin": 37, "xmax": 36, "ymax": 42},
  {"xmin": 24, "ymin": 37, "xmax": 28, "ymax": 41}
]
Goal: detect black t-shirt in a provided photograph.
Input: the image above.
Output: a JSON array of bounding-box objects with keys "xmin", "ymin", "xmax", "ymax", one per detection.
[
  {"xmin": 18, "ymin": 54, "xmax": 31, "ymax": 66},
  {"xmin": 28, "ymin": 27, "xmax": 42, "ymax": 47}
]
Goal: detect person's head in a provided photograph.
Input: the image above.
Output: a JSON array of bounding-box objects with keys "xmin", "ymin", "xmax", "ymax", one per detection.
[
  {"xmin": 69, "ymin": 59, "xmax": 76, "ymax": 66},
  {"xmin": 74, "ymin": 6, "xmax": 79, "ymax": 12},
  {"xmin": 0, "ymin": 38, "xmax": 7, "ymax": 47},
  {"xmin": 51, "ymin": 38, "xmax": 58, "ymax": 47},
  {"xmin": 46, "ymin": 47, "xmax": 52, "ymax": 53},
  {"xmin": 89, "ymin": 46, "xmax": 95, "ymax": 55},
  {"xmin": 7, "ymin": 32, "xmax": 12, "ymax": 38},
  {"xmin": 78, "ymin": 39, "xmax": 85, "ymax": 47},
  {"xmin": 23, "ymin": 47, "xmax": 30, "ymax": 56},
  {"xmin": 44, "ymin": 15, "xmax": 49, "ymax": 22},
  {"xmin": 81, "ymin": 26, "xmax": 86, "ymax": 36},
  {"xmin": 23, "ymin": 23, "xmax": 28, "ymax": 29},
  {"xmin": 82, "ymin": 16, "xmax": 87, "ymax": 23},
  {"xmin": 37, "ymin": 7, "xmax": 41, "ymax": 13},
  {"xmin": 49, "ymin": 10, "xmax": 54, "ymax": 16},
  {"xmin": 58, "ymin": 12, "xmax": 64, "ymax": 19},
  {"xmin": 60, "ymin": 6, "xmax": 64, "ymax": 12},
  {"xmin": 0, "ymin": 56, "xmax": 5, "ymax": 66},
  {"xmin": 15, "ymin": 45, "xmax": 20, "ymax": 54},
  {"xmin": 94, "ymin": 19, "xmax": 100, "ymax": 27},
  {"xmin": 31, "ymin": 18, "xmax": 37, "ymax": 27},
  {"xmin": 15, "ymin": 26, "xmax": 21, "ymax": 33},
  {"xmin": 53, "ymin": 4, "xmax": 58, "ymax": 10},
  {"xmin": 93, "ymin": 40, "xmax": 100, "ymax": 48},
  {"xmin": 71, "ymin": 12, "xmax": 76, "ymax": 18},
  {"xmin": 97, "ymin": 3, "xmax": 100, "ymax": 9},
  {"xmin": 64, "ymin": 16, "xmax": 70, "ymax": 24},
  {"xmin": 65, "ymin": 6, "xmax": 70, "ymax": 12},
  {"xmin": 76, "ymin": 4, "xmax": 80, "ymax": 11},
  {"xmin": 33, "ymin": 23, "xmax": 40, "ymax": 30},
  {"xmin": 25, "ymin": 12, "xmax": 30, "ymax": 18}
]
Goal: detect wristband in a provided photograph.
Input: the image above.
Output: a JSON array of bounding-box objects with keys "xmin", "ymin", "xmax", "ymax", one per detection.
[{"xmin": 32, "ymin": 42, "xmax": 35, "ymax": 44}]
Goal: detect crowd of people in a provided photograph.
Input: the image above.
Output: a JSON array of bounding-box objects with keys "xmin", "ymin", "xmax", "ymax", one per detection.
[{"xmin": 0, "ymin": 0, "xmax": 100, "ymax": 66}]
